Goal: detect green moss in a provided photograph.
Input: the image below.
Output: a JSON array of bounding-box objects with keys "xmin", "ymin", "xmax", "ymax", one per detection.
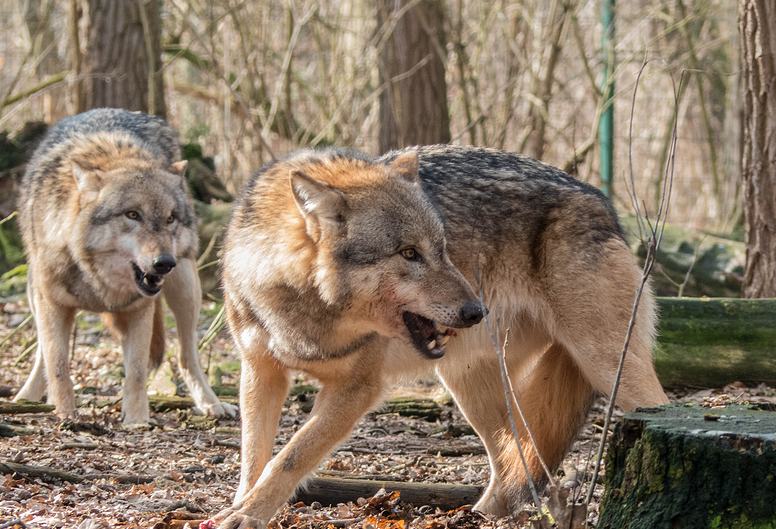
[{"xmin": 600, "ymin": 404, "xmax": 776, "ymax": 529}]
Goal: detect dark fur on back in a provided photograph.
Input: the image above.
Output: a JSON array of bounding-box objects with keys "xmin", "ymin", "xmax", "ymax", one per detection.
[
  {"xmin": 378, "ymin": 145, "xmax": 625, "ymax": 276},
  {"xmin": 29, "ymin": 108, "xmax": 180, "ymax": 168}
]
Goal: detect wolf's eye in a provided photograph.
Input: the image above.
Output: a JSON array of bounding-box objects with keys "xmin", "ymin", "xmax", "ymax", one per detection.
[
  {"xmin": 126, "ymin": 211, "xmax": 140, "ymax": 220},
  {"xmin": 400, "ymin": 248, "xmax": 422, "ymax": 262},
  {"xmin": 167, "ymin": 214, "xmax": 175, "ymax": 224}
]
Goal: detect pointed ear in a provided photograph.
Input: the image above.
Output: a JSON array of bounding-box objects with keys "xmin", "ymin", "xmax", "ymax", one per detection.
[
  {"xmin": 290, "ymin": 170, "xmax": 347, "ymax": 233},
  {"xmin": 71, "ymin": 162, "xmax": 103, "ymax": 200},
  {"xmin": 168, "ymin": 160, "xmax": 188, "ymax": 175},
  {"xmin": 389, "ymin": 151, "xmax": 419, "ymax": 183}
]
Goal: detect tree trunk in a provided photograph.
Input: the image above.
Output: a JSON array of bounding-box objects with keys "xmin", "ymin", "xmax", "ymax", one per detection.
[
  {"xmin": 377, "ymin": 0, "xmax": 450, "ymax": 153},
  {"xmin": 72, "ymin": 0, "xmax": 166, "ymax": 117},
  {"xmin": 599, "ymin": 403, "xmax": 776, "ymax": 528},
  {"xmin": 740, "ymin": 0, "xmax": 776, "ymax": 298}
]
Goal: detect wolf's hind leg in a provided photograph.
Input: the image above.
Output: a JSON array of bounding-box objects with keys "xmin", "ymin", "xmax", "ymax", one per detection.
[
  {"xmin": 438, "ymin": 341, "xmax": 593, "ymax": 516},
  {"xmin": 550, "ymin": 241, "xmax": 669, "ymax": 411},
  {"xmin": 164, "ymin": 258, "xmax": 238, "ymax": 418}
]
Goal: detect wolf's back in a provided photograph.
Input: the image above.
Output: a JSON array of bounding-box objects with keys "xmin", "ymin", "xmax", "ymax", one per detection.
[{"xmin": 28, "ymin": 108, "xmax": 180, "ymax": 169}]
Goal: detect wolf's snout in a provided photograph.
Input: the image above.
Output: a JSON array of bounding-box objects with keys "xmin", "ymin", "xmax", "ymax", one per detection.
[
  {"xmin": 153, "ymin": 254, "xmax": 177, "ymax": 275},
  {"xmin": 459, "ymin": 301, "xmax": 486, "ymax": 327}
]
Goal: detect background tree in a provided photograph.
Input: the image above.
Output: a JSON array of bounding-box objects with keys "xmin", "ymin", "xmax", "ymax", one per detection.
[
  {"xmin": 740, "ymin": 0, "xmax": 776, "ymax": 297},
  {"xmin": 0, "ymin": 0, "xmax": 744, "ymax": 233},
  {"xmin": 71, "ymin": 0, "xmax": 166, "ymax": 117},
  {"xmin": 377, "ymin": 0, "xmax": 451, "ymax": 152}
]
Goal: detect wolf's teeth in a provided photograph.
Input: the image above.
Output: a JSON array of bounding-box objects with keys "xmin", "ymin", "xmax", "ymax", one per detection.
[
  {"xmin": 427, "ymin": 340, "xmax": 436, "ymax": 350},
  {"xmin": 438, "ymin": 335, "xmax": 450, "ymax": 346}
]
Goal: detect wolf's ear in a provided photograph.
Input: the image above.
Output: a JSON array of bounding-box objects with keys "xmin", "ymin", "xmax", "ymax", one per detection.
[
  {"xmin": 389, "ymin": 151, "xmax": 419, "ymax": 183},
  {"xmin": 290, "ymin": 170, "xmax": 347, "ymax": 234},
  {"xmin": 168, "ymin": 160, "xmax": 188, "ymax": 175},
  {"xmin": 71, "ymin": 162, "xmax": 103, "ymax": 201}
]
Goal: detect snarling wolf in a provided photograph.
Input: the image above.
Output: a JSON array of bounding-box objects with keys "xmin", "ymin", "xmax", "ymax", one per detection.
[
  {"xmin": 14, "ymin": 108, "xmax": 237, "ymax": 424},
  {"xmin": 212, "ymin": 146, "xmax": 668, "ymax": 527}
]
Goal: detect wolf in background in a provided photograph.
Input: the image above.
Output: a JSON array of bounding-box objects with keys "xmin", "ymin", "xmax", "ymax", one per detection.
[
  {"xmin": 212, "ymin": 145, "xmax": 669, "ymax": 528},
  {"xmin": 14, "ymin": 108, "xmax": 237, "ymax": 424}
]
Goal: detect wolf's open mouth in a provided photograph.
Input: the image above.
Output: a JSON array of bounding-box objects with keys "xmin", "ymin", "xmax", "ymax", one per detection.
[
  {"xmin": 402, "ymin": 312, "xmax": 456, "ymax": 359},
  {"xmin": 133, "ymin": 263, "xmax": 164, "ymax": 296}
]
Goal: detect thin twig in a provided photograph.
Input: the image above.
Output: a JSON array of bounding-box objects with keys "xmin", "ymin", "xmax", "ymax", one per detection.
[
  {"xmin": 0, "ymin": 314, "xmax": 33, "ymax": 349},
  {"xmin": 262, "ymin": 2, "xmax": 316, "ymax": 140},
  {"xmin": 196, "ymin": 231, "xmax": 219, "ymax": 268},
  {"xmin": 0, "ymin": 0, "xmax": 55, "ymax": 117},
  {"xmin": 500, "ymin": 330, "xmax": 556, "ymax": 485},
  {"xmin": 0, "ymin": 211, "xmax": 18, "ymax": 227},
  {"xmin": 677, "ymin": 235, "xmax": 706, "ymax": 298},
  {"xmin": 466, "ymin": 206, "xmax": 544, "ymax": 511},
  {"xmin": 584, "ymin": 59, "xmax": 680, "ymax": 512},
  {"xmin": 198, "ymin": 305, "xmax": 226, "ymax": 352},
  {"xmin": 481, "ymin": 311, "xmax": 543, "ymax": 510},
  {"xmin": 14, "ymin": 339, "xmax": 38, "ymax": 366},
  {"xmin": 167, "ymin": 0, "xmax": 276, "ymax": 159}
]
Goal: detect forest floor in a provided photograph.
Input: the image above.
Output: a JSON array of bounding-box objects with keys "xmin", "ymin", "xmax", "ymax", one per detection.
[{"xmin": 2, "ymin": 298, "xmax": 776, "ymax": 529}]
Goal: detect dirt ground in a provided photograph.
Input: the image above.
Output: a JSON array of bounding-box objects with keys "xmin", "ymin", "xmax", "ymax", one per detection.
[{"xmin": 2, "ymin": 298, "xmax": 775, "ymax": 529}]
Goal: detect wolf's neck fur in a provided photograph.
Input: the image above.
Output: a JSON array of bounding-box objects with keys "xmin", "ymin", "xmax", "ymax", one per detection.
[{"xmin": 259, "ymin": 283, "xmax": 380, "ymax": 362}]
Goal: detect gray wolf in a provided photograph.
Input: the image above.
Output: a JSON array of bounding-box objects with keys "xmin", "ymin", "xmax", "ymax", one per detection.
[
  {"xmin": 14, "ymin": 108, "xmax": 237, "ymax": 424},
  {"xmin": 212, "ymin": 145, "xmax": 668, "ymax": 527}
]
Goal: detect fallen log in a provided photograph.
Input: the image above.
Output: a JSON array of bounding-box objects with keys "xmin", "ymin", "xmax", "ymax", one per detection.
[
  {"xmin": 0, "ymin": 399, "xmax": 55, "ymax": 414},
  {"xmin": 0, "ymin": 461, "xmax": 83, "ymax": 483},
  {"xmin": 292, "ymin": 476, "xmax": 483, "ymax": 511},
  {"xmin": 598, "ymin": 403, "xmax": 776, "ymax": 529},
  {"xmin": 0, "ymin": 422, "xmax": 35, "ymax": 437},
  {"xmin": 379, "ymin": 396, "xmax": 442, "ymax": 421},
  {"xmin": 0, "ymin": 460, "xmax": 164, "ymax": 485},
  {"xmin": 655, "ymin": 297, "xmax": 776, "ymax": 388}
]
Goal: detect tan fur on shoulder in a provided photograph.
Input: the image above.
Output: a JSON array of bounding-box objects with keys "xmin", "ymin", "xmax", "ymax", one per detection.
[
  {"xmin": 15, "ymin": 109, "xmax": 237, "ymax": 424},
  {"xmin": 211, "ymin": 146, "xmax": 669, "ymax": 528}
]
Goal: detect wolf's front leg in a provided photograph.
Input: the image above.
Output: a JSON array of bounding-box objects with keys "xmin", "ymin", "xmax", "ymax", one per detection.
[
  {"xmin": 14, "ymin": 344, "xmax": 47, "ymax": 403},
  {"xmin": 233, "ymin": 352, "xmax": 290, "ymax": 504},
  {"xmin": 214, "ymin": 363, "xmax": 384, "ymax": 529},
  {"xmin": 113, "ymin": 303, "xmax": 155, "ymax": 424},
  {"xmin": 164, "ymin": 258, "xmax": 238, "ymax": 418},
  {"xmin": 22, "ymin": 292, "xmax": 77, "ymax": 419},
  {"xmin": 14, "ymin": 280, "xmax": 48, "ymax": 403}
]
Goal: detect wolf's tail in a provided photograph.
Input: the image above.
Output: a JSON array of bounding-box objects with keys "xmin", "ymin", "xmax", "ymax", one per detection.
[{"xmin": 149, "ymin": 296, "xmax": 166, "ymax": 371}]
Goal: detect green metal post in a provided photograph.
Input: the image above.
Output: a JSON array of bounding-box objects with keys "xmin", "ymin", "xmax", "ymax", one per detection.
[{"xmin": 599, "ymin": 0, "xmax": 615, "ymax": 198}]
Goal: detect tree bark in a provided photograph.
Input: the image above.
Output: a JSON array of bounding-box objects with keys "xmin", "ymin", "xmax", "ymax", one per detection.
[
  {"xmin": 72, "ymin": 0, "xmax": 166, "ymax": 117},
  {"xmin": 377, "ymin": 0, "xmax": 451, "ymax": 153},
  {"xmin": 740, "ymin": 0, "xmax": 776, "ymax": 297}
]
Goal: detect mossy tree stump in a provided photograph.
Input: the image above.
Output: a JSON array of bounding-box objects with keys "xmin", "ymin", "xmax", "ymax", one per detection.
[{"xmin": 599, "ymin": 403, "xmax": 776, "ymax": 529}]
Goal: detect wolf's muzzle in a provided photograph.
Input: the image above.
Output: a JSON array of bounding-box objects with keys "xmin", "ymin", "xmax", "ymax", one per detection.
[
  {"xmin": 459, "ymin": 301, "xmax": 486, "ymax": 327},
  {"xmin": 153, "ymin": 254, "xmax": 176, "ymax": 275}
]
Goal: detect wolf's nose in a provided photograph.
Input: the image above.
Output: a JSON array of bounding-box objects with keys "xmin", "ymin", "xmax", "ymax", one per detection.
[
  {"xmin": 460, "ymin": 301, "xmax": 486, "ymax": 327},
  {"xmin": 153, "ymin": 254, "xmax": 176, "ymax": 275}
]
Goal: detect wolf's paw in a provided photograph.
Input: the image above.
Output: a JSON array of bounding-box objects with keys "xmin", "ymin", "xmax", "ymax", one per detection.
[
  {"xmin": 205, "ymin": 507, "xmax": 264, "ymax": 529},
  {"xmin": 195, "ymin": 401, "xmax": 239, "ymax": 419}
]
